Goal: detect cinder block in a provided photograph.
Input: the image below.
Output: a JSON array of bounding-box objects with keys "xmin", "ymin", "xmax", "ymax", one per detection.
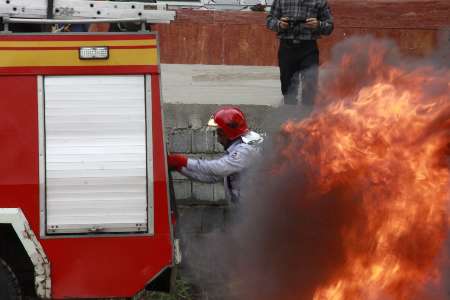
[
  {"xmin": 169, "ymin": 171, "xmax": 188, "ymax": 180},
  {"xmin": 192, "ymin": 182, "xmax": 214, "ymax": 202},
  {"xmin": 192, "ymin": 128, "xmax": 216, "ymax": 153},
  {"xmin": 163, "ymin": 106, "xmax": 189, "ymax": 129},
  {"xmin": 173, "ymin": 180, "xmax": 191, "ymax": 200},
  {"xmin": 188, "ymin": 113, "xmax": 203, "ymax": 129},
  {"xmin": 214, "ymin": 137, "xmax": 225, "ymax": 153},
  {"xmin": 188, "ymin": 153, "xmax": 219, "ymax": 160},
  {"xmin": 174, "ymin": 117, "xmax": 189, "ymax": 129},
  {"xmin": 168, "ymin": 129, "xmax": 192, "ymax": 153},
  {"xmin": 213, "ymin": 182, "xmax": 226, "ymax": 202},
  {"xmin": 165, "ymin": 106, "xmax": 190, "ymax": 129}
]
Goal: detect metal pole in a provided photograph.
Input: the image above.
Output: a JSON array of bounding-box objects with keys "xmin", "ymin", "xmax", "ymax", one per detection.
[
  {"xmin": 140, "ymin": 21, "xmax": 148, "ymax": 32},
  {"xmin": 45, "ymin": 0, "xmax": 54, "ymax": 31},
  {"xmin": 3, "ymin": 22, "xmax": 9, "ymax": 33},
  {"xmin": 47, "ymin": 0, "xmax": 54, "ymax": 19},
  {"xmin": 3, "ymin": 17, "xmax": 147, "ymax": 25}
]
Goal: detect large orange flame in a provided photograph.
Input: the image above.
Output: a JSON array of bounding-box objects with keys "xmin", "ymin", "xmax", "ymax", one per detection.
[{"xmin": 275, "ymin": 37, "xmax": 449, "ymax": 300}]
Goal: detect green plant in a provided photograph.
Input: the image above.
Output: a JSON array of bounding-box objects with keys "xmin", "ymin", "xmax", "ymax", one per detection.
[{"xmin": 147, "ymin": 278, "xmax": 194, "ymax": 300}]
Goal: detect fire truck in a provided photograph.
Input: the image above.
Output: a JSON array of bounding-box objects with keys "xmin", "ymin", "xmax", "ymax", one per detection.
[{"xmin": 0, "ymin": 1, "xmax": 180, "ymax": 299}]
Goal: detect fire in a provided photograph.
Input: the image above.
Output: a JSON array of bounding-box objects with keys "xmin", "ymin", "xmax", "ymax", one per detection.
[{"xmin": 275, "ymin": 38, "xmax": 450, "ymax": 300}]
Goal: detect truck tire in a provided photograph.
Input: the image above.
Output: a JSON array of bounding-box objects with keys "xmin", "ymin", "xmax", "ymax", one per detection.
[{"xmin": 0, "ymin": 258, "xmax": 22, "ymax": 300}]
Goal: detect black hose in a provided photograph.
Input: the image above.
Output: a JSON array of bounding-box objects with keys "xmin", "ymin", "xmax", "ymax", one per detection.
[
  {"xmin": 168, "ymin": 169, "xmax": 179, "ymax": 221},
  {"xmin": 47, "ymin": 0, "xmax": 54, "ymax": 19}
]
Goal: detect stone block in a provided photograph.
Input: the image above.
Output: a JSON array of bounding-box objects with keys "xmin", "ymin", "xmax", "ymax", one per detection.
[
  {"xmin": 168, "ymin": 129, "xmax": 192, "ymax": 153},
  {"xmin": 192, "ymin": 128, "xmax": 216, "ymax": 153},
  {"xmin": 192, "ymin": 182, "xmax": 214, "ymax": 202}
]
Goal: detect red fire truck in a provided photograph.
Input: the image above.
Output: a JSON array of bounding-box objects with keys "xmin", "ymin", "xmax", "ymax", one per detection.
[{"xmin": 0, "ymin": 1, "xmax": 180, "ymax": 299}]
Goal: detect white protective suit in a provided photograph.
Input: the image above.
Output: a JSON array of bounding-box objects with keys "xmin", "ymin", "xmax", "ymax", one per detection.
[{"xmin": 180, "ymin": 131, "xmax": 263, "ymax": 203}]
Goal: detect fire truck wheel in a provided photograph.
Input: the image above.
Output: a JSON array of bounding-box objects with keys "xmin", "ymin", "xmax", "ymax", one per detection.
[{"xmin": 0, "ymin": 258, "xmax": 22, "ymax": 300}]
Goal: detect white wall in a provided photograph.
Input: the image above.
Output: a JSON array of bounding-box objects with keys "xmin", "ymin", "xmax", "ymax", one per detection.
[{"xmin": 160, "ymin": 64, "xmax": 281, "ymax": 106}]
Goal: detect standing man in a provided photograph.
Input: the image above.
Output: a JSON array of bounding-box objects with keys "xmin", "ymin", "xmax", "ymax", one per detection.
[
  {"xmin": 267, "ymin": 0, "xmax": 334, "ymax": 105},
  {"xmin": 167, "ymin": 107, "xmax": 263, "ymax": 204}
]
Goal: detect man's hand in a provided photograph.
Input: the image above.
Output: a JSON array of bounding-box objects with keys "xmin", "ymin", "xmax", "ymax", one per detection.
[
  {"xmin": 279, "ymin": 17, "xmax": 289, "ymax": 30},
  {"xmin": 167, "ymin": 154, "xmax": 188, "ymax": 171},
  {"xmin": 305, "ymin": 18, "xmax": 319, "ymax": 29}
]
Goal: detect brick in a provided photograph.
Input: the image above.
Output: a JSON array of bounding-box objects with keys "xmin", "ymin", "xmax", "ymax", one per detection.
[
  {"xmin": 168, "ymin": 129, "xmax": 192, "ymax": 153},
  {"xmin": 192, "ymin": 128, "xmax": 216, "ymax": 153},
  {"xmin": 192, "ymin": 182, "xmax": 214, "ymax": 202},
  {"xmin": 173, "ymin": 180, "xmax": 191, "ymax": 200}
]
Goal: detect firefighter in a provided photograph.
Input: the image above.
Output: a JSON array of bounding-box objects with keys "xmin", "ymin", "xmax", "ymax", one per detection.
[{"xmin": 167, "ymin": 107, "xmax": 263, "ymax": 204}]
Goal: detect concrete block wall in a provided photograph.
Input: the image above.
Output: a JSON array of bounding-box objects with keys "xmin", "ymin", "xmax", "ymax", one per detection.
[
  {"xmin": 163, "ymin": 103, "xmax": 280, "ymax": 283},
  {"xmin": 168, "ymin": 131, "xmax": 226, "ymax": 205},
  {"xmin": 164, "ymin": 103, "xmax": 273, "ymax": 207}
]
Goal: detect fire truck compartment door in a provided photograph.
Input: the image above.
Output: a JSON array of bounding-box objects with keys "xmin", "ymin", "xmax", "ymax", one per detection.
[{"xmin": 41, "ymin": 75, "xmax": 153, "ymax": 235}]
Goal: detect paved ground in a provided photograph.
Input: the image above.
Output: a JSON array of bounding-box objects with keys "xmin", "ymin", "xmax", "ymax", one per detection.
[{"xmin": 161, "ymin": 64, "xmax": 281, "ymax": 106}]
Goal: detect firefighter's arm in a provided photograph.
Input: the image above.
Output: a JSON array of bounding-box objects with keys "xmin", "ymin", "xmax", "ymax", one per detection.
[
  {"xmin": 167, "ymin": 153, "xmax": 222, "ymax": 183},
  {"xmin": 179, "ymin": 167, "xmax": 222, "ymax": 183},
  {"xmin": 184, "ymin": 145, "xmax": 254, "ymax": 180}
]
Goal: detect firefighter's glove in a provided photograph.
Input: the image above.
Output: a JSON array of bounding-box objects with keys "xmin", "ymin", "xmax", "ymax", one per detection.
[{"xmin": 168, "ymin": 154, "xmax": 188, "ymax": 171}]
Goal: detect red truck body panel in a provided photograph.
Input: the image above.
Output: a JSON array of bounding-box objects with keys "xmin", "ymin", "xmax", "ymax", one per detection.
[{"xmin": 0, "ymin": 34, "xmax": 173, "ymax": 298}]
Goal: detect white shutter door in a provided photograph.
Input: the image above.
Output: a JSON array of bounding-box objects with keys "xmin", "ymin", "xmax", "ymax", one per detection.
[{"xmin": 43, "ymin": 75, "xmax": 150, "ymax": 234}]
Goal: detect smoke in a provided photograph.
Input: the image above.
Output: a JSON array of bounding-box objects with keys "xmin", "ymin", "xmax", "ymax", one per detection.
[
  {"xmin": 229, "ymin": 169, "xmax": 367, "ymax": 299},
  {"xmin": 229, "ymin": 35, "xmax": 449, "ymax": 300},
  {"xmin": 317, "ymin": 35, "xmax": 450, "ymax": 108},
  {"xmin": 178, "ymin": 35, "xmax": 449, "ymax": 300}
]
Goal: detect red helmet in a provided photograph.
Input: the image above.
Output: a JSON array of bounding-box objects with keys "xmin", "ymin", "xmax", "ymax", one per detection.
[{"xmin": 208, "ymin": 107, "xmax": 249, "ymax": 140}]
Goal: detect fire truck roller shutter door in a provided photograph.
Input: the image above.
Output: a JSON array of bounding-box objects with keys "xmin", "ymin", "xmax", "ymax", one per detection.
[{"xmin": 41, "ymin": 75, "xmax": 154, "ymax": 235}]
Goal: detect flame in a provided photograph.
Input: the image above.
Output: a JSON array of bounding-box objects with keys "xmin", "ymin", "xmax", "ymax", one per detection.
[{"xmin": 274, "ymin": 38, "xmax": 449, "ymax": 300}]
